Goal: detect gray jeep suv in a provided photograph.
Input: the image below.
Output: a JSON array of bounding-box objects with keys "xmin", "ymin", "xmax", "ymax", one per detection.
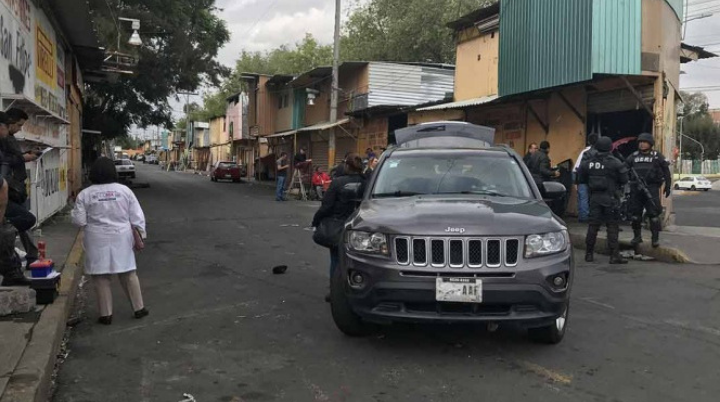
[{"xmin": 330, "ymin": 122, "xmax": 574, "ymax": 344}]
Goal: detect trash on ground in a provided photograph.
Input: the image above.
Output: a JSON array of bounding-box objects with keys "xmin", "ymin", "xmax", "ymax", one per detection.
[{"xmin": 272, "ymin": 265, "xmax": 288, "ymax": 274}]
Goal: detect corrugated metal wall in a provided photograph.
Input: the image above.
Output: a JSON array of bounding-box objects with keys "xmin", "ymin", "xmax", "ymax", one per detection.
[
  {"xmin": 664, "ymin": 0, "xmax": 683, "ymax": 20},
  {"xmin": 367, "ymin": 63, "xmax": 454, "ymax": 107},
  {"xmin": 592, "ymin": 0, "xmax": 641, "ymax": 75},
  {"xmin": 499, "ymin": 0, "xmax": 593, "ymax": 97}
]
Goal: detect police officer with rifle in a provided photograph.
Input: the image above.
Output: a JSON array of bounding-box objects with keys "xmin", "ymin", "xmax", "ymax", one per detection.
[
  {"xmin": 625, "ymin": 133, "xmax": 672, "ymax": 248},
  {"xmin": 578, "ymin": 137, "xmax": 629, "ymax": 264}
]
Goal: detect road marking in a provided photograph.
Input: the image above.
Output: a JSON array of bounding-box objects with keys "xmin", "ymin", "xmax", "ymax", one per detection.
[
  {"xmin": 579, "ymin": 297, "xmax": 615, "ymax": 310},
  {"xmin": 519, "ymin": 361, "xmax": 573, "ymax": 385},
  {"xmin": 664, "ymin": 319, "xmax": 720, "ymax": 337}
]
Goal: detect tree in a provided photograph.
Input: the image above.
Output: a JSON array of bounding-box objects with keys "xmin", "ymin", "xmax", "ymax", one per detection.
[
  {"xmin": 679, "ymin": 92, "xmax": 720, "ymax": 161},
  {"xmin": 84, "ymin": 0, "xmax": 230, "ymax": 139},
  {"xmin": 341, "ymin": 0, "xmax": 495, "ymax": 63}
]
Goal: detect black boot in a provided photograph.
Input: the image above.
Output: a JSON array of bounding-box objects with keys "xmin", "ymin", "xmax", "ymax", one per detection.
[
  {"xmin": 650, "ymin": 218, "xmax": 661, "ymax": 248},
  {"xmin": 630, "ymin": 224, "xmax": 643, "ymax": 246},
  {"xmin": 134, "ymin": 308, "xmax": 150, "ymax": 319},
  {"xmin": 585, "ymin": 251, "xmax": 594, "ymax": 262},
  {"xmin": 609, "ymin": 251, "xmax": 628, "ymax": 265},
  {"xmin": 98, "ymin": 315, "xmax": 113, "ymax": 325}
]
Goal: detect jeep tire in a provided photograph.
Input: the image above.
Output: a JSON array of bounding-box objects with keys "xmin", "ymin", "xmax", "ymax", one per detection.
[
  {"xmin": 528, "ymin": 303, "xmax": 569, "ymax": 344},
  {"xmin": 330, "ymin": 267, "xmax": 374, "ymax": 337}
]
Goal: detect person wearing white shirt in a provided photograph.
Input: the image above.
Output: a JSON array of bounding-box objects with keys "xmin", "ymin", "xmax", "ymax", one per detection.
[
  {"xmin": 72, "ymin": 158, "xmax": 149, "ymax": 325},
  {"xmin": 573, "ymin": 133, "xmax": 599, "ymax": 222}
]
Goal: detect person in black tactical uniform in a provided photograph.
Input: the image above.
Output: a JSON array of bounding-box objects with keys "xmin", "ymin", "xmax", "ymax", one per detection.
[
  {"xmin": 625, "ymin": 133, "xmax": 672, "ymax": 248},
  {"xmin": 578, "ymin": 137, "xmax": 629, "ymax": 264}
]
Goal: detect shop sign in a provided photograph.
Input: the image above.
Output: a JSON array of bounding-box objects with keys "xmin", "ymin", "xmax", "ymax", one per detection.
[{"xmin": 0, "ymin": 0, "xmax": 34, "ymax": 98}]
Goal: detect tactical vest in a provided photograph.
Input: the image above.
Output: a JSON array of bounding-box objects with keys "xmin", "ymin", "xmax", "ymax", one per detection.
[
  {"xmin": 587, "ymin": 154, "xmax": 611, "ymax": 192},
  {"xmin": 629, "ymin": 151, "xmax": 663, "ymax": 184}
]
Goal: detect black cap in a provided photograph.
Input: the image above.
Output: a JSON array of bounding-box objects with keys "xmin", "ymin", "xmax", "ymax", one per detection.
[
  {"xmin": 595, "ymin": 136, "xmax": 612, "ymax": 152},
  {"xmin": 539, "ymin": 141, "xmax": 550, "ymax": 150},
  {"xmin": 637, "ymin": 133, "xmax": 654, "ymax": 146}
]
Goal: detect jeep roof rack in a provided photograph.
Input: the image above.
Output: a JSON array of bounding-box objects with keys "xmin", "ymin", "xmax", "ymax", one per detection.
[{"xmin": 394, "ymin": 122, "xmax": 496, "ymax": 149}]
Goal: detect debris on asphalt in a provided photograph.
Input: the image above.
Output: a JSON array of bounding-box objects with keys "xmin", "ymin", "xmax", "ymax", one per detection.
[
  {"xmin": 280, "ymin": 224, "xmax": 300, "ymax": 227},
  {"xmin": 179, "ymin": 393, "xmax": 197, "ymax": 402},
  {"xmin": 272, "ymin": 265, "xmax": 288, "ymax": 274}
]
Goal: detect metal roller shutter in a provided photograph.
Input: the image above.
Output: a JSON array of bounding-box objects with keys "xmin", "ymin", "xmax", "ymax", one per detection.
[
  {"xmin": 587, "ymin": 85, "xmax": 654, "ymax": 114},
  {"xmin": 311, "ymin": 138, "xmax": 329, "ymax": 171},
  {"xmin": 336, "ymin": 136, "xmax": 357, "ymax": 166}
]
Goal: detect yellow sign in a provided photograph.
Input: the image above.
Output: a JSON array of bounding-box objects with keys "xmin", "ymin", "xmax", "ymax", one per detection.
[
  {"xmin": 59, "ymin": 166, "xmax": 67, "ymax": 191},
  {"xmin": 36, "ymin": 23, "xmax": 55, "ymax": 88}
]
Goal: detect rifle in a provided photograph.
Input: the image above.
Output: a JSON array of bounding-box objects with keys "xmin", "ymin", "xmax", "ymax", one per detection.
[{"xmin": 628, "ymin": 164, "xmax": 658, "ymax": 211}]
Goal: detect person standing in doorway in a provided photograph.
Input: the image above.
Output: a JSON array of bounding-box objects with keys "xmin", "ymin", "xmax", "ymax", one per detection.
[
  {"xmin": 528, "ymin": 141, "xmax": 560, "ymax": 189},
  {"xmin": 625, "ymin": 133, "xmax": 672, "ymax": 248},
  {"xmin": 276, "ymin": 152, "xmax": 289, "ymax": 201},
  {"xmin": 1, "ymin": 109, "xmax": 41, "ymax": 267},
  {"xmin": 71, "ymin": 158, "xmax": 148, "ymax": 324},
  {"xmin": 0, "ymin": 113, "xmax": 27, "ymax": 286},
  {"xmin": 578, "ymin": 137, "xmax": 629, "ymax": 264},
  {"xmin": 573, "ymin": 133, "xmax": 599, "ymax": 222}
]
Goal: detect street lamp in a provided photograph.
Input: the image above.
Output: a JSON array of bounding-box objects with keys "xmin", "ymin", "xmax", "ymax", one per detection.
[
  {"xmin": 681, "ymin": 133, "xmax": 705, "ymax": 174},
  {"xmin": 118, "ymin": 17, "xmax": 142, "ymax": 47}
]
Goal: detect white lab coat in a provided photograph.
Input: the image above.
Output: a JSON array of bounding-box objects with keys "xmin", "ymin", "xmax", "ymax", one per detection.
[{"xmin": 71, "ymin": 183, "xmax": 146, "ymax": 275}]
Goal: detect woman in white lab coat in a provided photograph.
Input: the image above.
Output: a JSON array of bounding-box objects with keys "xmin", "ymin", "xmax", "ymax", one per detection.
[{"xmin": 71, "ymin": 157, "xmax": 148, "ymax": 325}]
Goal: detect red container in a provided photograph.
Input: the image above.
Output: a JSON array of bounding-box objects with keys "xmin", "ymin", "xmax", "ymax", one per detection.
[{"xmin": 29, "ymin": 259, "xmax": 54, "ymax": 278}]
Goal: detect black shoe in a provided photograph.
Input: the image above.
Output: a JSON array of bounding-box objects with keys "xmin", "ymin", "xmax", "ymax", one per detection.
[
  {"xmin": 98, "ymin": 316, "xmax": 113, "ymax": 325},
  {"xmin": 609, "ymin": 255, "xmax": 628, "ymax": 265},
  {"xmin": 630, "ymin": 237, "xmax": 643, "ymax": 246},
  {"xmin": 652, "ymin": 239, "xmax": 660, "ymax": 248},
  {"xmin": 324, "ymin": 293, "xmax": 331, "ymax": 303},
  {"xmin": 1, "ymin": 276, "xmax": 31, "ymax": 287},
  {"xmin": 585, "ymin": 252, "xmax": 594, "ymax": 262},
  {"xmin": 134, "ymin": 308, "xmax": 149, "ymax": 319}
]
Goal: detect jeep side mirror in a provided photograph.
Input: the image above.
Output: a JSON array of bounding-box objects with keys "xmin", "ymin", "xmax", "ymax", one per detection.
[{"xmin": 543, "ymin": 182, "xmax": 566, "ymax": 199}]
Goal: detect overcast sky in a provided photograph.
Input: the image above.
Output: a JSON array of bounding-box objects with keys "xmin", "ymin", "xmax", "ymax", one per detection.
[{"xmin": 149, "ymin": 0, "xmax": 720, "ymax": 138}]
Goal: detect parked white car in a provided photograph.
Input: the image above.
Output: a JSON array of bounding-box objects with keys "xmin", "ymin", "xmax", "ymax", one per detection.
[
  {"xmin": 115, "ymin": 159, "xmax": 136, "ymax": 179},
  {"xmin": 674, "ymin": 176, "xmax": 712, "ymax": 191}
]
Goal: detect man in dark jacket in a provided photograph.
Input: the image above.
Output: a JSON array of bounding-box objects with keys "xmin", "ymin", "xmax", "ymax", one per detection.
[
  {"xmin": 2, "ymin": 108, "xmax": 40, "ymax": 266},
  {"xmin": 528, "ymin": 141, "xmax": 560, "ymax": 189},
  {"xmin": 523, "ymin": 143, "xmax": 538, "ymax": 165}
]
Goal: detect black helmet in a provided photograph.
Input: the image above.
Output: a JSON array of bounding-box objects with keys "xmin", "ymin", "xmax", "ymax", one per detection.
[
  {"xmin": 595, "ymin": 136, "xmax": 612, "ymax": 152},
  {"xmin": 637, "ymin": 133, "xmax": 654, "ymax": 147}
]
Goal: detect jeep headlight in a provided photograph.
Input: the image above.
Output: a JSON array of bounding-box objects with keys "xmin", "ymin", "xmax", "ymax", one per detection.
[
  {"xmin": 348, "ymin": 231, "xmax": 388, "ymax": 255},
  {"xmin": 525, "ymin": 231, "xmax": 568, "ymax": 258}
]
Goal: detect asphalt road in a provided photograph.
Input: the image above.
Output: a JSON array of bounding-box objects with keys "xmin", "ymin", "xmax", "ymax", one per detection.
[
  {"xmin": 53, "ymin": 164, "xmax": 720, "ymax": 402},
  {"xmin": 673, "ymin": 181, "xmax": 720, "ymax": 227}
]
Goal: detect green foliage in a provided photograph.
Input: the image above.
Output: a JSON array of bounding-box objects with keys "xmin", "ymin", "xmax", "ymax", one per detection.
[
  {"xmin": 341, "ymin": 0, "xmax": 495, "ymax": 63},
  {"xmin": 679, "ymin": 92, "xmax": 720, "ymax": 160},
  {"xmin": 116, "ymin": 135, "xmax": 141, "ymax": 150},
  {"xmin": 84, "ymin": 0, "xmax": 230, "ymax": 139}
]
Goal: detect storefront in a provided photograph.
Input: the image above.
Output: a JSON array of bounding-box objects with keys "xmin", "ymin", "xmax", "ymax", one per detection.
[{"xmin": 1, "ymin": 0, "xmax": 71, "ymax": 224}]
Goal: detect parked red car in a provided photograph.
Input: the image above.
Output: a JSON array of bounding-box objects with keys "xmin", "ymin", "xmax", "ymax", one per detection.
[{"xmin": 211, "ymin": 161, "xmax": 244, "ymax": 182}]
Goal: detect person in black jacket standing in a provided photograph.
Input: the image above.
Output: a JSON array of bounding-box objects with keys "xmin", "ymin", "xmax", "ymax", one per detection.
[
  {"xmin": 312, "ymin": 153, "xmax": 366, "ymax": 302},
  {"xmin": 528, "ymin": 141, "xmax": 560, "ymax": 189},
  {"xmin": 578, "ymin": 137, "xmax": 629, "ymax": 264},
  {"xmin": 625, "ymin": 133, "xmax": 672, "ymax": 248}
]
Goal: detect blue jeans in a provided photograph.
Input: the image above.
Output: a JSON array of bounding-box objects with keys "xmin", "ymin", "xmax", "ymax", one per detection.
[
  {"xmin": 329, "ymin": 247, "xmax": 339, "ymax": 280},
  {"xmin": 577, "ymin": 184, "xmax": 590, "ymax": 221},
  {"xmin": 275, "ymin": 175, "xmax": 286, "ymax": 200}
]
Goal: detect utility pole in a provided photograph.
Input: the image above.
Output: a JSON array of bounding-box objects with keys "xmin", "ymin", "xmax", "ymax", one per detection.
[{"xmin": 329, "ymin": 0, "xmax": 341, "ymax": 167}]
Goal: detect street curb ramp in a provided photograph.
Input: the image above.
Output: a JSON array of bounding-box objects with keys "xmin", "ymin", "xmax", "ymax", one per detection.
[
  {"xmin": 569, "ymin": 231, "xmax": 692, "ymax": 264},
  {"xmin": 1, "ymin": 232, "xmax": 84, "ymax": 402}
]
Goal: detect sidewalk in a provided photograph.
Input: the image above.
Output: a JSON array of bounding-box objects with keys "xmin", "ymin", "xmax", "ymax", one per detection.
[
  {"xmin": 0, "ymin": 211, "xmax": 83, "ymax": 402},
  {"xmin": 568, "ymin": 219, "xmax": 720, "ymax": 265}
]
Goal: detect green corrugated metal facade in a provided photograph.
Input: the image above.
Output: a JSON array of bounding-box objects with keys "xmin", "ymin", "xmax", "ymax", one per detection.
[
  {"xmin": 591, "ymin": 0, "xmax": 641, "ymax": 75},
  {"xmin": 665, "ymin": 0, "xmax": 683, "ymax": 20},
  {"xmin": 499, "ymin": 0, "xmax": 643, "ymax": 97}
]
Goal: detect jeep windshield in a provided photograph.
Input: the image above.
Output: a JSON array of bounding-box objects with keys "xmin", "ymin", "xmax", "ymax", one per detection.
[{"xmin": 372, "ymin": 150, "xmax": 533, "ymax": 199}]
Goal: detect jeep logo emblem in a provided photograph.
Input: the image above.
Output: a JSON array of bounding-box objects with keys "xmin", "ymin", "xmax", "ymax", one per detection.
[{"xmin": 445, "ymin": 227, "xmax": 466, "ymax": 234}]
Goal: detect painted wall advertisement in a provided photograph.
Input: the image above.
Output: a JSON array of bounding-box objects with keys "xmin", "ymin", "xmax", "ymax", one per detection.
[{"xmin": 1, "ymin": 0, "xmax": 68, "ymax": 224}]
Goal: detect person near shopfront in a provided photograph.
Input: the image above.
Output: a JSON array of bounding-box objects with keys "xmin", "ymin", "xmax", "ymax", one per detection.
[
  {"xmin": 312, "ymin": 153, "xmax": 366, "ymax": 302},
  {"xmin": 312, "ymin": 166, "xmax": 331, "ymax": 199},
  {"xmin": 578, "ymin": 137, "xmax": 629, "ymax": 264},
  {"xmin": 294, "ymin": 147, "xmax": 311, "ymax": 166},
  {"xmin": 71, "ymin": 157, "xmax": 149, "ymax": 325},
  {"xmin": 573, "ymin": 133, "xmax": 599, "ymax": 222},
  {"xmin": 528, "ymin": 141, "xmax": 560, "ymax": 190},
  {"xmin": 2, "ymin": 108, "xmax": 42, "ymax": 267},
  {"xmin": 523, "ymin": 143, "xmax": 538, "ymax": 165},
  {"xmin": 625, "ymin": 133, "xmax": 672, "ymax": 248},
  {"xmin": 0, "ymin": 112, "xmax": 27, "ymax": 287},
  {"xmin": 276, "ymin": 152, "xmax": 289, "ymax": 201}
]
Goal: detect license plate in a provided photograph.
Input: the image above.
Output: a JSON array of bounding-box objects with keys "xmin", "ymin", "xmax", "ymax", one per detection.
[
  {"xmin": 436, "ymin": 278, "xmax": 482, "ymax": 303},
  {"xmin": 225, "ymin": 174, "xmax": 231, "ymax": 178}
]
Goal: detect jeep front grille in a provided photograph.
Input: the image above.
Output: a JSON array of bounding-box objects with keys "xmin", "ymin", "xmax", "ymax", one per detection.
[{"xmin": 394, "ymin": 237, "xmax": 520, "ymax": 268}]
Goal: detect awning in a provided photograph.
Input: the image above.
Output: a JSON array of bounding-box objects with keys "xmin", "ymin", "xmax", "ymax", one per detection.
[
  {"xmin": 1, "ymin": 94, "xmax": 70, "ymax": 125},
  {"xmin": 416, "ymin": 95, "xmax": 500, "ymax": 111},
  {"xmin": 297, "ymin": 119, "xmax": 350, "ymax": 132},
  {"xmin": 265, "ymin": 130, "xmax": 297, "ymax": 138}
]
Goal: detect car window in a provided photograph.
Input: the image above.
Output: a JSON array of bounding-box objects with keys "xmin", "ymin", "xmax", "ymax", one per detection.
[
  {"xmin": 697, "ymin": 176, "xmax": 708, "ymax": 181},
  {"xmin": 372, "ymin": 151, "xmax": 533, "ymax": 198},
  {"xmin": 218, "ymin": 162, "xmax": 237, "ymax": 169},
  {"xmin": 122, "ymin": 160, "xmax": 133, "ymax": 165}
]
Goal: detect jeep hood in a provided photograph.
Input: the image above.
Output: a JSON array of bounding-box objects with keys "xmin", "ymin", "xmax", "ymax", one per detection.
[{"xmin": 350, "ymin": 195, "xmax": 565, "ymax": 236}]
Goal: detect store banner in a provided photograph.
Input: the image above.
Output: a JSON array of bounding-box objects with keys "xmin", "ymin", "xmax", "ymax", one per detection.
[{"xmin": 0, "ymin": 0, "xmax": 35, "ymax": 99}]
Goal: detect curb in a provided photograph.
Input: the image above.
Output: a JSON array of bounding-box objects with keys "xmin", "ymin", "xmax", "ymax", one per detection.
[
  {"xmin": 0, "ymin": 231, "xmax": 84, "ymax": 402},
  {"xmin": 569, "ymin": 232, "xmax": 692, "ymax": 264}
]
